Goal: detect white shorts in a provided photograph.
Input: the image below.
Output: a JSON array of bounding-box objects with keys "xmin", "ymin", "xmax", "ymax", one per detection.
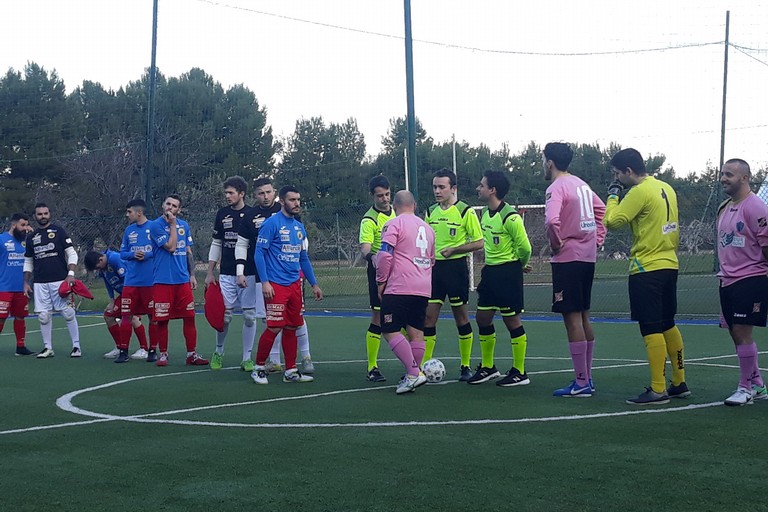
[
  {"xmin": 34, "ymin": 281, "xmax": 70, "ymax": 312},
  {"xmin": 220, "ymin": 275, "xmax": 263, "ymax": 315}
]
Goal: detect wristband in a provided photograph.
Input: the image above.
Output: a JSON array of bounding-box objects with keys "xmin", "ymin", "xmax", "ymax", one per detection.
[{"xmin": 67, "ymin": 270, "xmax": 75, "ymax": 277}]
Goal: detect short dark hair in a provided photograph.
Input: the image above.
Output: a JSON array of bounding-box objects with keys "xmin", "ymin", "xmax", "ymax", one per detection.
[
  {"xmin": 610, "ymin": 148, "xmax": 646, "ymax": 175},
  {"xmin": 126, "ymin": 199, "xmax": 146, "ymax": 210},
  {"xmin": 369, "ymin": 175, "xmax": 390, "ymax": 194},
  {"xmin": 224, "ymin": 176, "xmax": 248, "ymax": 194},
  {"xmin": 725, "ymin": 158, "xmax": 751, "ymax": 176},
  {"xmin": 433, "ymin": 168, "xmax": 456, "ymax": 187},
  {"xmin": 34, "ymin": 203, "xmax": 48, "ymax": 210},
  {"xmin": 543, "ymin": 142, "xmax": 573, "ymax": 171},
  {"xmin": 83, "ymin": 251, "xmax": 102, "ymax": 272},
  {"xmin": 10, "ymin": 213, "xmax": 29, "ymax": 223},
  {"xmin": 483, "ymin": 170, "xmax": 510, "ymax": 199},
  {"xmin": 165, "ymin": 194, "xmax": 182, "ymax": 206},
  {"xmin": 253, "ymin": 177, "xmax": 273, "ymax": 189},
  {"xmin": 278, "ymin": 185, "xmax": 300, "ymax": 200}
]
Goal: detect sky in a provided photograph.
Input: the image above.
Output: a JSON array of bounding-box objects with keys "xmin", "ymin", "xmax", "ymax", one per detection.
[{"xmin": 2, "ymin": 0, "xmax": 767, "ymax": 175}]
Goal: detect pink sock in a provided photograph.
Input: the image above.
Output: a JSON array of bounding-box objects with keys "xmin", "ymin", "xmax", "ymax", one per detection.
[
  {"xmin": 586, "ymin": 340, "xmax": 595, "ymax": 380},
  {"xmin": 569, "ymin": 341, "xmax": 589, "ymax": 386},
  {"xmin": 736, "ymin": 343, "xmax": 758, "ymax": 389},
  {"xmin": 387, "ymin": 333, "xmax": 418, "ymax": 377},
  {"xmin": 411, "ymin": 340, "xmax": 425, "ymax": 369}
]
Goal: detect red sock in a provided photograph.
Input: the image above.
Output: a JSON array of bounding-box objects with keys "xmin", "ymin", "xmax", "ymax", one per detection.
[
  {"xmin": 282, "ymin": 328, "xmax": 298, "ymax": 370},
  {"xmin": 134, "ymin": 323, "xmax": 148, "ymax": 350},
  {"xmin": 107, "ymin": 323, "xmax": 121, "ymax": 345},
  {"xmin": 117, "ymin": 316, "xmax": 133, "ymax": 350},
  {"xmin": 255, "ymin": 329, "xmax": 279, "ymax": 365},
  {"xmin": 156, "ymin": 321, "xmax": 169, "ymax": 353},
  {"xmin": 13, "ymin": 319, "xmax": 25, "ymax": 347},
  {"xmin": 148, "ymin": 321, "xmax": 159, "ymax": 350},
  {"xmin": 182, "ymin": 317, "xmax": 197, "ymax": 352}
]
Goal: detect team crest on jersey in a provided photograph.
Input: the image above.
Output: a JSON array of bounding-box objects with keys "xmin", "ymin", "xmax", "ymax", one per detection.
[
  {"xmin": 48, "ymin": 232, "xmax": 56, "ymax": 239},
  {"xmin": 297, "ymin": 231, "xmax": 303, "ymax": 240},
  {"xmin": 107, "ymin": 266, "xmax": 113, "ymax": 273},
  {"xmin": 736, "ymin": 221, "xmax": 744, "ymax": 232},
  {"xmin": 449, "ymin": 228, "xmax": 456, "ymax": 237},
  {"xmin": 178, "ymin": 228, "xmax": 185, "ymax": 236},
  {"xmin": 493, "ymin": 236, "xmax": 500, "ymax": 245}
]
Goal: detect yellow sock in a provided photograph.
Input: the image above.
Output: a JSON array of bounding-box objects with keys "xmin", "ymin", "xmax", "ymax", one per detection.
[
  {"xmin": 366, "ymin": 328, "xmax": 381, "ymax": 372},
  {"xmin": 511, "ymin": 332, "xmax": 527, "ymax": 374},
  {"xmin": 458, "ymin": 333, "xmax": 473, "ymax": 367},
  {"xmin": 663, "ymin": 326, "xmax": 686, "ymax": 386},
  {"xmin": 422, "ymin": 335, "xmax": 436, "ymax": 365},
  {"xmin": 479, "ymin": 331, "xmax": 496, "ymax": 368},
  {"xmin": 643, "ymin": 333, "xmax": 667, "ymax": 393}
]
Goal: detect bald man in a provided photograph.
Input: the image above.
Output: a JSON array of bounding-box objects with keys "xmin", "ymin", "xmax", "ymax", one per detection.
[
  {"xmin": 375, "ymin": 191, "xmax": 436, "ymax": 394},
  {"xmin": 717, "ymin": 158, "xmax": 768, "ymax": 406}
]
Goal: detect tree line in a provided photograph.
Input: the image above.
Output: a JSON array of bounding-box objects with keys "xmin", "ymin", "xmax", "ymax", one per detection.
[{"xmin": 2, "ymin": 62, "xmax": 763, "ymax": 258}]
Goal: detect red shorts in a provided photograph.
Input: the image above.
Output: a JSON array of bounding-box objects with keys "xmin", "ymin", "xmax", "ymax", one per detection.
[
  {"xmin": 104, "ymin": 295, "xmax": 122, "ymax": 319},
  {"xmin": 121, "ymin": 286, "xmax": 154, "ymax": 316},
  {"xmin": 153, "ymin": 283, "xmax": 195, "ymax": 320},
  {"xmin": 0, "ymin": 292, "xmax": 29, "ymax": 319},
  {"xmin": 266, "ymin": 281, "xmax": 303, "ymax": 328}
]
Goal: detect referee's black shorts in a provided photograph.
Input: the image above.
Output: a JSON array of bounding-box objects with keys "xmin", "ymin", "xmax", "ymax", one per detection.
[
  {"xmin": 551, "ymin": 261, "xmax": 595, "ymax": 314},
  {"xmin": 430, "ymin": 258, "xmax": 470, "ymax": 307},
  {"xmin": 477, "ymin": 261, "xmax": 524, "ymax": 317},
  {"xmin": 719, "ymin": 275, "xmax": 768, "ymax": 329},
  {"xmin": 367, "ymin": 261, "xmax": 381, "ymax": 310},
  {"xmin": 628, "ymin": 269, "xmax": 678, "ymax": 324}
]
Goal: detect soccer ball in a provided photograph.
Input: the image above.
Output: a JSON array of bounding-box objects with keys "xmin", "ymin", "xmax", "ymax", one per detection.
[{"xmin": 422, "ymin": 358, "xmax": 446, "ymax": 383}]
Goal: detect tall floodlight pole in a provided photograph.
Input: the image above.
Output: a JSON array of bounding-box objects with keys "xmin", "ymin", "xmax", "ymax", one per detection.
[
  {"xmin": 718, "ymin": 11, "xmax": 730, "ymax": 175},
  {"xmin": 145, "ymin": 0, "xmax": 159, "ymax": 207},
  {"xmin": 714, "ymin": 10, "xmax": 730, "ymax": 272},
  {"xmin": 403, "ymin": 0, "xmax": 418, "ymax": 202}
]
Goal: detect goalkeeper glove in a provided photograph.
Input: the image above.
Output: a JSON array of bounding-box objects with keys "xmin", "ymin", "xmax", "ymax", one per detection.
[{"xmin": 607, "ymin": 180, "xmax": 625, "ymax": 198}]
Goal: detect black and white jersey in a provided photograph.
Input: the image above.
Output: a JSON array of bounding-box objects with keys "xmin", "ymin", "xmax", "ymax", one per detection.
[
  {"xmin": 237, "ymin": 202, "xmax": 282, "ymax": 278},
  {"xmin": 212, "ymin": 205, "xmax": 252, "ymax": 276},
  {"xmin": 24, "ymin": 223, "xmax": 74, "ymax": 283}
]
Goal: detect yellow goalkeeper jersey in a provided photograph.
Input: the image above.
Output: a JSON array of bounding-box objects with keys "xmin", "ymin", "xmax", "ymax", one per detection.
[{"xmin": 604, "ymin": 175, "xmax": 679, "ymax": 274}]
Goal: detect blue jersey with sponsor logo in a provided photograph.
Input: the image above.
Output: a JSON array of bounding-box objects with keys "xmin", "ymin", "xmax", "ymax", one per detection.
[
  {"xmin": 0, "ymin": 233, "xmax": 26, "ymax": 292},
  {"xmin": 150, "ymin": 217, "xmax": 194, "ymax": 285},
  {"xmin": 99, "ymin": 250, "xmax": 126, "ymax": 298},
  {"xmin": 120, "ymin": 220, "xmax": 155, "ymax": 287},
  {"xmin": 255, "ymin": 211, "xmax": 317, "ymax": 287}
]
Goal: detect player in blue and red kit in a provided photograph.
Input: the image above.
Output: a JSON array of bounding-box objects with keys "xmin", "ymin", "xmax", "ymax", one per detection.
[
  {"xmin": 83, "ymin": 249, "xmax": 148, "ymax": 363},
  {"xmin": 120, "ymin": 199, "xmax": 158, "ymax": 362},
  {"xmin": 251, "ymin": 186, "xmax": 323, "ymax": 384},
  {"xmin": 149, "ymin": 195, "xmax": 208, "ymax": 367},
  {"xmin": 0, "ymin": 213, "xmax": 33, "ymax": 355}
]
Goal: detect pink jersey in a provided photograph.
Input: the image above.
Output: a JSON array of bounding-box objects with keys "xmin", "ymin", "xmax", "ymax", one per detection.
[
  {"xmin": 716, "ymin": 193, "xmax": 768, "ymax": 287},
  {"xmin": 375, "ymin": 213, "xmax": 435, "ymax": 297},
  {"xmin": 545, "ymin": 174, "xmax": 606, "ymax": 263}
]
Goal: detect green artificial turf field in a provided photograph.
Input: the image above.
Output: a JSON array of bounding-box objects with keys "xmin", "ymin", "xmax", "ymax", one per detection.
[{"xmin": 1, "ymin": 314, "xmax": 765, "ymax": 512}]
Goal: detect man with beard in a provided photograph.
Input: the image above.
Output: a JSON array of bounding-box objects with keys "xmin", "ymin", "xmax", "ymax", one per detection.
[
  {"xmin": 23, "ymin": 203, "xmax": 82, "ymax": 358},
  {"xmin": 0, "ymin": 214, "xmax": 33, "ymax": 355},
  {"xmin": 235, "ymin": 178, "xmax": 314, "ymax": 374}
]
